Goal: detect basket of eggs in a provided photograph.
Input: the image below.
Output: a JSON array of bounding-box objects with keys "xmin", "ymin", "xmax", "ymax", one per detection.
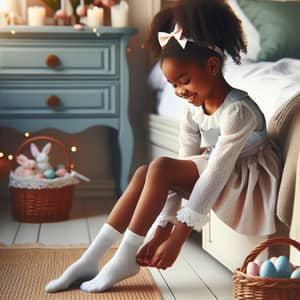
[
  {"xmin": 9, "ymin": 136, "xmax": 88, "ymax": 223},
  {"xmin": 233, "ymin": 236, "xmax": 300, "ymax": 300}
]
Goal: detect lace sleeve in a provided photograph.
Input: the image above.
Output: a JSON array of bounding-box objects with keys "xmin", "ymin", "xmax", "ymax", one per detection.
[{"xmin": 176, "ymin": 101, "xmax": 257, "ymax": 231}]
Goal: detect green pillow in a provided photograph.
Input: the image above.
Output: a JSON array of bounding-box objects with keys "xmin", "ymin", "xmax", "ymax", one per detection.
[{"xmin": 237, "ymin": 0, "xmax": 300, "ymax": 61}]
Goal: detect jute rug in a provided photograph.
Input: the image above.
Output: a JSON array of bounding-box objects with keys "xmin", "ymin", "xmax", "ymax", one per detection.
[{"xmin": 0, "ymin": 243, "xmax": 163, "ymax": 300}]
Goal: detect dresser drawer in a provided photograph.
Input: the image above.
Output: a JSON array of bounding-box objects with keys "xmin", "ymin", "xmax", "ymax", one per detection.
[
  {"xmin": 0, "ymin": 41, "xmax": 119, "ymax": 77},
  {"xmin": 0, "ymin": 83, "xmax": 119, "ymax": 117}
]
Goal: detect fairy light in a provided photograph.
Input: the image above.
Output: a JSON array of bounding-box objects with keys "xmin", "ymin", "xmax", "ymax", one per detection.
[
  {"xmin": 11, "ymin": 30, "xmax": 16, "ymax": 35},
  {"xmin": 24, "ymin": 132, "xmax": 30, "ymax": 138},
  {"xmin": 91, "ymin": 27, "xmax": 101, "ymax": 37},
  {"xmin": 8, "ymin": 154, "xmax": 14, "ymax": 160},
  {"xmin": 71, "ymin": 146, "xmax": 77, "ymax": 152},
  {"xmin": 0, "ymin": 152, "xmax": 4, "ymax": 158},
  {"xmin": 70, "ymin": 163, "xmax": 75, "ymax": 169}
]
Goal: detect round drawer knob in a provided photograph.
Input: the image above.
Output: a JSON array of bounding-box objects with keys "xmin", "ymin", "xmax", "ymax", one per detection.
[
  {"xmin": 47, "ymin": 95, "xmax": 60, "ymax": 109},
  {"xmin": 45, "ymin": 55, "xmax": 61, "ymax": 68}
]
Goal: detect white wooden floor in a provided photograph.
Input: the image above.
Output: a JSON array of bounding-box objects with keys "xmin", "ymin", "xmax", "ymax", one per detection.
[{"xmin": 0, "ymin": 196, "xmax": 233, "ymax": 300}]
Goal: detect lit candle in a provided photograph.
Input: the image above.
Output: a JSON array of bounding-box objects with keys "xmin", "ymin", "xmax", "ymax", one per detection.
[
  {"xmin": 87, "ymin": 7, "xmax": 104, "ymax": 27},
  {"xmin": 111, "ymin": 0, "xmax": 129, "ymax": 27},
  {"xmin": 28, "ymin": 6, "xmax": 46, "ymax": 26}
]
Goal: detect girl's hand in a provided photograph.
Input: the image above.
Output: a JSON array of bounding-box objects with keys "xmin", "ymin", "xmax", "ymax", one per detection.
[
  {"xmin": 136, "ymin": 223, "xmax": 173, "ymax": 266},
  {"xmin": 136, "ymin": 239, "xmax": 161, "ymax": 266},
  {"xmin": 149, "ymin": 221, "xmax": 192, "ymax": 269},
  {"xmin": 148, "ymin": 238, "xmax": 182, "ymax": 269}
]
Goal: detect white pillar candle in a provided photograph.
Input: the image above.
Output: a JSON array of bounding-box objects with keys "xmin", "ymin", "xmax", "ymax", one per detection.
[
  {"xmin": 87, "ymin": 7, "xmax": 104, "ymax": 27},
  {"xmin": 0, "ymin": 0, "xmax": 20, "ymax": 14},
  {"xmin": 111, "ymin": 0, "xmax": 129, "ymax": 27},
  {"xmin": 28, "ymin": 6, "xmax": 46, "ymax": 26}
]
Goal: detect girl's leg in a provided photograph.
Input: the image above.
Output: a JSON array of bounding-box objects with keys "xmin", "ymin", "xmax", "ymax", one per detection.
[
  {"xmin": 81, "ymin": 157, "xmax": 198, "ymax": 292},
  {"xmin": 128, "ymin": 157, "xmax": 198, "ymax": 235},
  {"xmin": 46, "ymin": 165, "xmax": 149, "ymax": 293},
  {"xmin": 105, "ymin": 165, "xmax": 149, "ymax": 232}
]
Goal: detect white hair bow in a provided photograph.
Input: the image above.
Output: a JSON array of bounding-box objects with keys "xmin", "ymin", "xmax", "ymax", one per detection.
[
  {"xmin": 158, "ymin": 23, "xmax": 224, "ymax": 57},
  {"xmin": 158, "ymin": 24, "xmax": 191, "ymax": 49}
]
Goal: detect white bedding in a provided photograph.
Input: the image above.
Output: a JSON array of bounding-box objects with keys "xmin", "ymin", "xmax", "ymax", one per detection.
[{"xmin": 148, "ymin": 58, "xmax": 300, "ymax": 125}]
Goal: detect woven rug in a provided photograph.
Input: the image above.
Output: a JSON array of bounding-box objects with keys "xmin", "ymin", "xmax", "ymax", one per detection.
[{"xmin": 0, "ymin": 243, "xmax": 163, "ymax": 300}]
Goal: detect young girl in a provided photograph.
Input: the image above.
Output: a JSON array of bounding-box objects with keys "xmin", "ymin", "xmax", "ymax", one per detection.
[{"xmin": 46, "ymin": 0, "xmax": 281, "ymax": 293}]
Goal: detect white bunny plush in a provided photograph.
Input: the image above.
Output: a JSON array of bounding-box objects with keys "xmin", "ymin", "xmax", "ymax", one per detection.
[
  {"xmin": 15, "ymin": 154, "xmax": 36, "ymax": 177},
  {"xmin": 30, "ymin": 142, "xmax": 52, "ymax": 172}
]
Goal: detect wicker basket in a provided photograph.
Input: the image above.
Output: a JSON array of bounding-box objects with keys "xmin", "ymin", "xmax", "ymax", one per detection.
[
  {"xmin": 233, "ymin": 237, "xmax": 300, "ymax": 300},
  {"xmin": 10, "ymin": 136, "xmax": 75, "ymax": 223}
]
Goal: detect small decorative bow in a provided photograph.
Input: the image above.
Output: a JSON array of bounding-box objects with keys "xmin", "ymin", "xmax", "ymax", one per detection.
[
  {"xmin": 158, "ymin": 24, "xmax": 190, "ymax": 49},
  {"xmin": 158, "ymin": 23, "xmax": 224, "ymax": 57}
]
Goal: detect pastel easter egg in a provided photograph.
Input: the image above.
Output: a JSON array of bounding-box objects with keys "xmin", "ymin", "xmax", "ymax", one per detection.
[
  {"xmin": 246, "ymin": 262, "xmax": 260, "ymax": 276},
  {"xmin": 270, "ymin": 256, "xmax": 277, "ymax": 264},
  {"xmin": 274, "ymin": 256, "xmax": 292, "ymax": 278},
  {"xmin": 73, "ymin": 24, "xmax": 84, "ymax": 30},
  {"xmin": 290, "ymin": 268, "xmax": 300, "ymax": 279},
  {"xmin": 254, "ymin": 259, "xmax": 263, "ymax": 268},
  {"xmin": 56, "ymin": 168, "xmax": 68, "ymax": 177},
  {"xmin": 259, "ymin": 260, "xmax": 277, "ymax": 278},
  {"xmin": 44, "ymin": 169, "xmax": 56, "ymax": 179}
]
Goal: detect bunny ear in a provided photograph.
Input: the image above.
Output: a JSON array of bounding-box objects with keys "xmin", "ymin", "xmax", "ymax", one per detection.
[
  {"xmin": 30, "ymin": 143, "xmax": 40, "ymax": 158},
  {"xmin": 17, "ymin": 154, "xmax": 28, "ymax": 165},
  {"xmin": 42, "ymin": 143, "xmax": 52, "ymax": 155}
]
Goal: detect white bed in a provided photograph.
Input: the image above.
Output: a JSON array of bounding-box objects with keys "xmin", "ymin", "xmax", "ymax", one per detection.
[
  {"xmin": 146, "ymin": 0, "xmax": 300, "ymax": 271},
  {"xmin": 149, "ymin": 57, "xmax": 300, "ymax": 126}
]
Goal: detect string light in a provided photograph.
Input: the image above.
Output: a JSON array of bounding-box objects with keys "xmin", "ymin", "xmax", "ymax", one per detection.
[
  {"xmin": 11, "ymin": 30, "xmax": 16, "ymax": 35},
  {"xmin": 71, "ymin": 146, "xmax": 77, "ymax": 152},
  {"xmin": 24, "ymin": 132, "xmax": 30, "ymax": 138},
  {"xmin": 8, "ymin": 154, "xmax": 14, "ymax": 160},
  {"xmin": 0, "ymin": 152, "xmax": 4, "ymax": 158}
]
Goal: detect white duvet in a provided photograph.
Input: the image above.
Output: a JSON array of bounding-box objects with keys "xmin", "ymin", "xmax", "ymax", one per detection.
[{"xmin": 149, "ymin": 58, "xmax": 300, "ymax": 125}]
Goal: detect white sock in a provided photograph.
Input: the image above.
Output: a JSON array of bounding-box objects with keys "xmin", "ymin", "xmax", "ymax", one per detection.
[
  {"xmin": 45, "ymin": 223, "xmax": 122, "ymax": 293},
  {"xmin": 80, "ymin": 229, "xmax": 144, "ymax": 292}
]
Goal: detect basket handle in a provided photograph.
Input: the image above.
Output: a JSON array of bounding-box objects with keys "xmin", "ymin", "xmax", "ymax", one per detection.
[
  {"xmin": 14, "ymin": 135, "xmax": 72, "ymax": 172},
  {"xmin": 240, "ymin": 236, "xmax": 300, "ymax": 273}
]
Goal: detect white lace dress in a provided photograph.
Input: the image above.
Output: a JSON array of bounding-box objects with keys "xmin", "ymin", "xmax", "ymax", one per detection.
[{"xmin": 153, "ymin": 88, "xmax": 282, "ymax": 236}]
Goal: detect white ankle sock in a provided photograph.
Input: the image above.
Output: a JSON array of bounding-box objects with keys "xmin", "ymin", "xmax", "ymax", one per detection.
[
  {"xmin": 45, "ymin": 223, "xmax": 122, "ymax": 293},
  {"xmin": 80, "ymin": 229, "xmax": 145, "ymax": 292}
]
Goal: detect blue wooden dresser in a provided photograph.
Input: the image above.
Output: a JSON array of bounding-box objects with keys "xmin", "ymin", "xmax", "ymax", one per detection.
[{"xmin": 0, "ymin": 26, "xmax": 137, "ymax": 192}]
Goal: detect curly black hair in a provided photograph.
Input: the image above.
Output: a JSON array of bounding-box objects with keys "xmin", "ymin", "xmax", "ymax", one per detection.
[{"xmin": 148, "ymin": 0, "xmax": 247, "ymax": 65}]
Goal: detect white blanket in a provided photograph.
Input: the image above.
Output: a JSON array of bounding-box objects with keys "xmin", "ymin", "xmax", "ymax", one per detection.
[{"xmin": 149, "ymin": 58, "xmax": 300, "ymax": 125}]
